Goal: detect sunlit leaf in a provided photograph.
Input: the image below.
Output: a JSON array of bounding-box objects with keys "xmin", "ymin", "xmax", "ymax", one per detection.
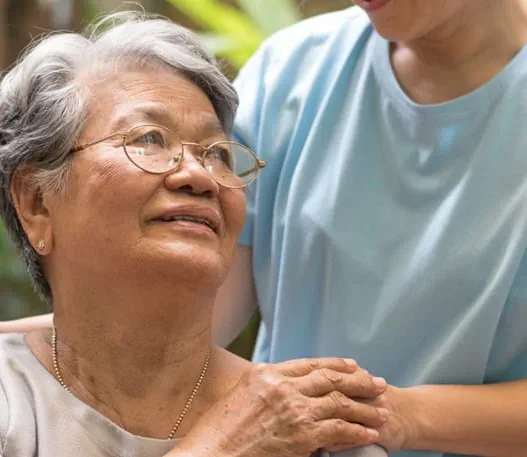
[
  {"xmin": 166, "ymin": 0, "xmax": 265, "ymax": 67},
  {"xmin": 237, "ymin": 0, "xmax": 301, "ymax": 34}
]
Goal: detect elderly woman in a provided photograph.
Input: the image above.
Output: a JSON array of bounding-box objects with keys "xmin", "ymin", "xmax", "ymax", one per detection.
[
  {"xmin": 7, "ymin": 1, "xmax": 527, "ymax": 455},
  {"xmin": 0, "ymin": 12, "xmax": 390, "ymax": 457}
]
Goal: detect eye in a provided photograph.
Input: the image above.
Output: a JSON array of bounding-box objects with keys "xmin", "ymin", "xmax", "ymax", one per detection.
[
  {"xmin": 126, "ymin": 128, "xmax": 167, "ymax": 148},
  {"xmin": 207, "ymin": 144, "xmax": 233, "ymax": 169}
]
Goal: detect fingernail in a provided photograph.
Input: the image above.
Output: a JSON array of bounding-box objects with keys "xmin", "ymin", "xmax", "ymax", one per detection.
[
  {"xmin": 373, "ymin": 376, "xmax": 387, "ymax": 388},
  {"xmin": 367, "ymin": 428, "xmax": 379, "ymax": 439},
  {"xmin": 377, "ymin": 407, "xmax": 390, "ymax": 420}
]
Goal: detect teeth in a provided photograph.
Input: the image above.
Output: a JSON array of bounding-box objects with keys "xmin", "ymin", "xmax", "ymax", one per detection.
[{"xmin": 162, "ymin": 215, "xmax": 214, "ymax": 230}]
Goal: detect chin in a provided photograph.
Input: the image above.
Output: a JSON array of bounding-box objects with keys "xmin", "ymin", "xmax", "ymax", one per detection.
[
  {"xmin": 370, "ymin": 19, "xmax": 418, "ymax": 41},
  {"xmin": 154, "ymin": 242, "xmax": 227, "ymax": 285}
]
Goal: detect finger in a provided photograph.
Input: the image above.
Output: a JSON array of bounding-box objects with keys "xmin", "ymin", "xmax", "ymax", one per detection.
[
  {"xmin": 311, "ymin": 392, "xmax": 389, "ymax": 428},
  {"xmin": 315, "ymin": 418, "xmax": 379, "ymax": 450},
  {"xmin": 358, "ymin": 392, "xmax": 389, "ymax": 408},
  {"xmin": 274, "ymin": 357, "xmax": 359, "ymax": 377},
  {"xmin": 296, "ymin": 367, "xmax": 387, "ymax": 398}
]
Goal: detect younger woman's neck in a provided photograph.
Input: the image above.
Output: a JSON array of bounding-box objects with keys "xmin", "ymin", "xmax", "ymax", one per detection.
[{"xmin": 391, "ymin": 0, "xmax": 527, "ymax": 104}]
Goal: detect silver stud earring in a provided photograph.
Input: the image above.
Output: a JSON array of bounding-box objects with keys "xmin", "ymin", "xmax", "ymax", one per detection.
[{"xmin": 37, "ymin": 240, "xmax": 46, "ymax": 252}]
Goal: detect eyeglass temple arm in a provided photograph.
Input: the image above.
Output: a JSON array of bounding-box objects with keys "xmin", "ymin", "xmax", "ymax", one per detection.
[
  {"xmin": 238, "ymin": 160, "xmax": 266, "ymax": 178},
  {"xmin": 71, "ymin": 133, "xmax": 126, "ymax": 153}
]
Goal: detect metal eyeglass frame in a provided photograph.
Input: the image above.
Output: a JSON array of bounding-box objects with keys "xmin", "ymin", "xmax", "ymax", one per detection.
[{"xmin": 71, "ymin": 124, "xmax": 266, "ymax": 189}]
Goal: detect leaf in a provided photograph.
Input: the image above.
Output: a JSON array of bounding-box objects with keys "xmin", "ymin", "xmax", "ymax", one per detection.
[
  {"xmin": 166, "ymin": 0, "xmax": 265, "ymax": 67},
  {"xmin": 237, "ymin": 0, "xmax": 301, "ymax": 34}
]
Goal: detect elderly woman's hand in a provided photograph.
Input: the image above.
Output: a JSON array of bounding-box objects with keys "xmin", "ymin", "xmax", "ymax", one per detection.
[{"xmin": 166, "ymin": 358, "xmax": 388, "ymax": 457}]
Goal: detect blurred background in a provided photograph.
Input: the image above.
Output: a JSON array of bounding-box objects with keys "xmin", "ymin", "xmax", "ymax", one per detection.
[{"xmin": 0, "ymin": 0, "xmax": 352, "ymax": 357}]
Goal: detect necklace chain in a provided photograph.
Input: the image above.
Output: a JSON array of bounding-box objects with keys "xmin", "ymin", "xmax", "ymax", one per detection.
[{"xmin": 51, "ymin": 326, "xmax": 210, "ymax": 440}]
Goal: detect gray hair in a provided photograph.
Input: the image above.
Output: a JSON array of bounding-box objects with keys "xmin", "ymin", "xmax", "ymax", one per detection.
[{"xmin": 0, "ymin": 11, "xmax": 239, "ymax": 302}]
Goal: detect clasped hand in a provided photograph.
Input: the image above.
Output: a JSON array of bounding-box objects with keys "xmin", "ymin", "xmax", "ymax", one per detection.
[{"xmin": 169, "ymin": 358, "xmax": 395, "ymax": 457}]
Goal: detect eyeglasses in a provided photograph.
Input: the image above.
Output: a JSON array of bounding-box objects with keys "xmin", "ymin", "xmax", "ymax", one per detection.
[{"xmin": 71, "ymin": 124, "xmax": 266, "ymax": 188}]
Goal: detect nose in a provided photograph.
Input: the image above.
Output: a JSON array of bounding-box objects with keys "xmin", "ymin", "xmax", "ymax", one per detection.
[{"xmin": 163, "ymin": 144, "xmax": 220, "ymax": 198}]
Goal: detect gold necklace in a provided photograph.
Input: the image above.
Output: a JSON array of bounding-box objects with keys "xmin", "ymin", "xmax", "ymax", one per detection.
[{"xmin": 51, "ymin": 326, "xmax": 210, "ymax": 439}]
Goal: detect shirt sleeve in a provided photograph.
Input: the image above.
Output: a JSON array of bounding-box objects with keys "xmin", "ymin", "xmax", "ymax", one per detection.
[
  {"xmin": 232, "ymin": 8, "xmax": 371, "ymax": 250},
  {"xmin": 232, "ymin": 30, "xmax": 308, "ymax": 248},
  {"xmin": 232, "ymin": 44, "xmax": 271, "ymax": 248},
  {"xmin": 485, "ymin": 248, "xmax": 527, "ymax": 383}
]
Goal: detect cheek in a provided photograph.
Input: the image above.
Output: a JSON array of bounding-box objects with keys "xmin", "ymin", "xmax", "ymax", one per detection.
[
  {"xmin": 221, "ymin": 189, "xmax": 247, "ymax": 238},
  {"xmin": 57, "ymin": 157, "xmax": 155, "ymax": 243}
]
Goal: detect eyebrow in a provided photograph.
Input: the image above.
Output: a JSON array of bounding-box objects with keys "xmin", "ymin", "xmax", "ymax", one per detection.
[{"xmin": 109, "ymin": 104, "xmax": 226, "ymax": 137}]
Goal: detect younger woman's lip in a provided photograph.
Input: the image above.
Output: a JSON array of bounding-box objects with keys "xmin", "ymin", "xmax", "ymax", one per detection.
[{"xmin": 356, "ymin": 0, "xmax": 392, "ymax": 12}]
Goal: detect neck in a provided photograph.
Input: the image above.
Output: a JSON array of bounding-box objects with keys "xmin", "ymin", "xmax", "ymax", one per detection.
[
  {"xmin": 391, "ymin": 0, "xmax": 527, "ymax": 103},
  {"xmin": 48, "ymin": 277, "xmax": 216, "ymax": 437}
]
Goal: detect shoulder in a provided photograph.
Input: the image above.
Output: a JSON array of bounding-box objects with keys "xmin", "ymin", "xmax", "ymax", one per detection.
[
  {"xmin": 235, "ymin": 6, "xmax": 371, "ymax": 90},
  {"xmin": 259, "ymin": 6, "xmax": 370, "ymax": 60},
  {"xmin": 206, "ymin": 347, "xmax": 251, "ymax": 403},
  {"xmin": 0, "ymin": 333, "xmax": 51, "ymax": 455},
  {"xmin": 0, "ymin": 334, "xmax": 25, "ymax": 451},
  {"xmin": 0, "ymin": 337, "xmax": 7, "ymax": 452},
  {"xmin": 0, "ymin": 333, "xmax": 41, "ymax": 421},
  {"xmin": 233, "ymin": 7, "xmax": 373, "ymax": 149},
  {"xmin": 0, "ymin": 332, "xmax": 32, "ymax": 391}
]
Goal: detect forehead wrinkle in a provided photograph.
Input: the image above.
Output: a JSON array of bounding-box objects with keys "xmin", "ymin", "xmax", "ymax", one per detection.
[
  {"xmin": 86, "ymin": 67, "xmax": 227, "ymax": 135},
  {"xmin": 112, "ymin": 103, "xmax": 226, "ymax": 139},
  {"xmin": 110, "ymin": 103, "xmax": 172, "ymax": 132}
]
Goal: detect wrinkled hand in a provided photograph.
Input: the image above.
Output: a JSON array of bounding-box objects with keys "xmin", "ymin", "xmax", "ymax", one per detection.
[{"xmin": 168, "ymin": 358, "xmax": 389, "ymax": 457}]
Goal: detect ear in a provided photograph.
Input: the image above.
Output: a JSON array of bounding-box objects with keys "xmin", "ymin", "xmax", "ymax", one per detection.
[{"xmin": 10, "ymin": 167, "xmax": 54, "ymax": 255}]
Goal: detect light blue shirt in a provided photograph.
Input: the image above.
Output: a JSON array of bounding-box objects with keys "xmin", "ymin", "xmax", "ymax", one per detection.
[{"xmin": 234, "ymin": 7, "xmax": 527, "ymax": 457}]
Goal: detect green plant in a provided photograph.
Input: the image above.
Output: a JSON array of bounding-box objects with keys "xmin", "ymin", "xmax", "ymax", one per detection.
[
  {"xmin": 0, "ymin": 224, "xmax": 44, "ymax": 319},
  {"xmin": 166, "ymin": 0, "xmax": 301, "ymax": 68}
]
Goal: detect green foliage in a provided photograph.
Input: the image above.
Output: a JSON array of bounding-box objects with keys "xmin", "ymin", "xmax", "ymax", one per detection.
[
  {"xmin": 0, "ymin": 224, "xmax": 44, "ymax": 320},
  {"xmin": 167, "ymin": 0, "xmax": 301, "ymax": 68},
  {"xmin": 237, "ymin": 0, "xmax": 301, "ymax": 34}
]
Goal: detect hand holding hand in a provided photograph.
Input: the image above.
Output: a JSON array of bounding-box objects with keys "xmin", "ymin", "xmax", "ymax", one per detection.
[{"xmin": 167, "ymin": 358, "xmax": 389, "ymax": 457}]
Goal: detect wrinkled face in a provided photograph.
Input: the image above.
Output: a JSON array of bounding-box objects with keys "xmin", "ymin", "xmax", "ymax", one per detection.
[
  {"xmin": 48, "ymin": 67, "xmax": 246, "ymax": 289},
  {"xmin": 353, "ymin": 0, "xmax": 479, "ymax": 41}
]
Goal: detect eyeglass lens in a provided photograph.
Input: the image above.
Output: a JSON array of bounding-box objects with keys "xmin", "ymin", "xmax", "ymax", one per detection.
[{"xmin": 123, "ymin": 125, "xmax": 258, "ymax": 187}]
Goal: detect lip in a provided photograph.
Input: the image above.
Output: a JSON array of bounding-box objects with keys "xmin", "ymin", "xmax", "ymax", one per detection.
[
  {"xmin": 355, "ymin": 0, "xmax": 392, "ymax": 12},
  {"xmin": 149, "ymin": 205, "xmax": 222, "ymax": 235}
]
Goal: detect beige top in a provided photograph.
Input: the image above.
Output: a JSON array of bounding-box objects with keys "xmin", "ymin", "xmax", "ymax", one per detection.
[{"xmin": 0, "ymin": 333, "xmax": 387, "ymax": 457}]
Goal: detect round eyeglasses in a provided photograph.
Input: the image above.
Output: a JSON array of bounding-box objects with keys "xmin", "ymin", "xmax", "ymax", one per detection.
[{"xmin": 71, "ymin": 124, "xmax": 266, "ymax": 188}]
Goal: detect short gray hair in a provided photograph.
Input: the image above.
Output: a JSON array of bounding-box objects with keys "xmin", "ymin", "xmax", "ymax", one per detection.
[{"xmin": 0, "ymin": 11, "xmax": 239, "ymax": 302}]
